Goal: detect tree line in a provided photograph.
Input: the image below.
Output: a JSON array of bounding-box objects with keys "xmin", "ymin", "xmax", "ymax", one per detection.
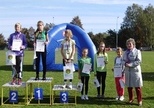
[{"xmin": 0, "ymin": 3, "xmax": 154, "ymax": 50}]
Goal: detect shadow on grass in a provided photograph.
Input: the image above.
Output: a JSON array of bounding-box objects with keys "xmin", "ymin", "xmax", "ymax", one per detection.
[
  {"xmin": 0, "ymin": 65, "xmax": 34, "ymax": 72},
  {"xmin": 142, "ymin": 72, "xmax": 154, "ymax": 81},
  {"xmin": 76, "ymin": 96, "xmax": 129, "ymax": 105},
  {"xmin": 143, "ymin": 96, "xmax": 154, "ymax": 100}
]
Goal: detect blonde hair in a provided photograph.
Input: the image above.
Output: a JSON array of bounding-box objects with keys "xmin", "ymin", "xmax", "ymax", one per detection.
[
  {"xmin": 97, "ymin": 41, "xmax": 106, "ymax": 55},
  {"xmin": 15, "ymin": 23, "xmax": 22, "ymax": 28},
  {"xmin": 65, "ymin": 29, "xmax": 73, "ymax": 38},
  {"xmin": 126, "ymin": 38, "xmax": 136, "ymax": 46}
]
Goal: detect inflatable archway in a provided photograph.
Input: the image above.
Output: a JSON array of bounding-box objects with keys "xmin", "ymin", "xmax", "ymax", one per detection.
[{"xmin": 46, "ymin": 23, "xmax": 96, "ymax": 71}]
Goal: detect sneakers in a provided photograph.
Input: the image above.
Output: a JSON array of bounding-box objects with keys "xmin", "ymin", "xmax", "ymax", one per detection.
[
  {"xmin": 17, "ymin": 79, "xmax": 22, "ymax": 85},
  {"xmin": 81, "ymin": 95, "xmax": 85, "ymax": 100},
  {"xmin": 67, "ymin": 82, "xmax": 72, "ymax": 89},
  {"xmin": 138, "ymin": 101, "xmax": 142, "ymax": 106},
  {"xmin": 115, "ymin": 96, "xmax": 119, "ymax": 100},
  {"xmin": 81, "ymin": 95, "xmax": 89, "ymax": 100},
  {"xmin": 11, "ymin": 78, "xmax": 16, "ymax": 85},
  {"xmin": 119, "ymin": 96, "xmax": 124, "ymax": 101},
  {"xmin": 85, "ymin": 95, "xmax": 89, "ymax": 100}
]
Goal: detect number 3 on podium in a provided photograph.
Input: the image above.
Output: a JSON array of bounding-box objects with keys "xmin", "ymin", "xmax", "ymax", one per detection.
[
  {"xmin": 60, "ymin": 91, "xmax": 68, "ymax": 103},
  {"xmin": 9, "ymin": 90, "xmax": 18, "ymax": 103},
  {"xmin": 34, "ymin": 88, "xmax": 43, "ymax": 100}
]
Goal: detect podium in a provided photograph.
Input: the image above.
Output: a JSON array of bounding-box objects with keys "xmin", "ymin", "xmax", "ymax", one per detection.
[
  {"xmin": 52, "ymin": 85, "xmax": 77, "ymax": 105},
  {"xmin": 1, "ymin": 82, "xmax": 26, "ymax": 106},
  {"xmin": 26, "ymin": 77, "xmax": 53, "ymax": 105}
]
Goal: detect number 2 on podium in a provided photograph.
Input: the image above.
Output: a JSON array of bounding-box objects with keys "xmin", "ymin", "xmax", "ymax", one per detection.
[{"xmin": 9, "ymin": 90, "xmax": 18, "ymax": 103}]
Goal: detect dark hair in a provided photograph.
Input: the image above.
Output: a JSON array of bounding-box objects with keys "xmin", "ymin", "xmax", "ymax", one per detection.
[{"xmin": 97, "ymin": 42, "xmax": 106, "ymax": 55}]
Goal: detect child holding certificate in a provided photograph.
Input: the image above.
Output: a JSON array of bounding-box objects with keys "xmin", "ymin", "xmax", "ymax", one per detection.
[
  {"xmin": 94, "ymin": 42, "xmax": 108, "ymax": 98},
  {"xmin": 61, "ymin": 29, "xmax": 76, "ymax": 89},
  {"xmin": 78, "ymin": 48, "xmax": 91, "ymax": 100},
  {"xmin": 8, "ymin": 23, "xmax": 27, "ymax": 85},
  {"xmin": 34, "ymin": 21, "xmax": 49, "ymax": 80},
  {"xmin": 112, "ymin": 47, "xmax": 125, "ymax": 101}
]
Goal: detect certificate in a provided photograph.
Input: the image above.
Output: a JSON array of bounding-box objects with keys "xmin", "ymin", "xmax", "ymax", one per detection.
[
  {"xmin": 82, "ymin": 63, "xmax": 91, "ymax": 75},
  {"xmin": 97, "ymin": 57, "xmax": 105, "ymax": 67},
  {"xmin": 12, "ymin": 39, "xmax": 22, "ymax": 51},
  {"xmin": 114, "ymin": 65, "xmax": 123, "ymax": 77},
  {"xmin": 36, "ymin": 40, "xmax": 45, "ymax": 52}
]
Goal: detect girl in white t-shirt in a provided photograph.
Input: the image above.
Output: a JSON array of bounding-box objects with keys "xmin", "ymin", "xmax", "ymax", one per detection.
[
  {"xmin": 61, "ymin": 29, "xmax": 76, "ymax": 89},
  {"xmin": 112, "ymin": 47, "xmax": 125, "ymax": 101}
]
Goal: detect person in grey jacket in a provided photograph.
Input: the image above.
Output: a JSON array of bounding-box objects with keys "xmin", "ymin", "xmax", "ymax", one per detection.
[{"xmin": 122, "ymin": 38, "xmax": 143, "ymax": 106}]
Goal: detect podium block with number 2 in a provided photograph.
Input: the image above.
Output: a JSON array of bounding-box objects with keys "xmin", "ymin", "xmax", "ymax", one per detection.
[
  {"xmin": 60, "ymin": 91, "xmax": 68, "ymax": 103},
  {"xmin": 34, "ymin": 88, "xmax": 43, "ymax": 100},
  {"xmin": 9, "ymin": 90, "xmax": 18, "ymax": 103}
]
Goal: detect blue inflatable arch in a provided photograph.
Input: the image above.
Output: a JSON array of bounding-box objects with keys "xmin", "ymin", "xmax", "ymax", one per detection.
[{"xmin": 46, "ymin": 23, "xmax": 96, "ymax": 71}]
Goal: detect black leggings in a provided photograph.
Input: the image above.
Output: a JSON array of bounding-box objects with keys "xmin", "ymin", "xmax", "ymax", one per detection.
[
  {"xmin": 36, "ymin": 48, "xmax": 46, "ymax": 77},
  {"xmin": 13, "ymin": 56, "xmax": 22, "ymax": 79},
  {"xmin": 96, "ymin": 72, "xmax": 107, "ymax": 96},
  {"xmin": 81, "ymin": 76, "xmax": 90, "ymax": 95}
]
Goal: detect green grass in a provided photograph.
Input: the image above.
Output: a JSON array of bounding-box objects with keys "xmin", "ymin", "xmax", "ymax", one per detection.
[{"xmin": 0, "ymin": 50, "xmax": 154, "ymax": 108}]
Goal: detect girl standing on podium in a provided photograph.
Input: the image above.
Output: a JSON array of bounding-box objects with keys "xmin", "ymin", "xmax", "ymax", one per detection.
[
  {"xmin": 78, "ymin": 48, "xmax": 91, "ymax": 100},
  {"xmin": 61, "ymin": 29, "xmax": 76, "ymax": 89},
  {"xmin": 8, "ymin": 23, "xmax": 27, "ymax": 85},
  {"xmin": 94, "ymin": 42, "xmax": 108, "ymax": 98},
  {"xmin": 34, "ymin": 21, "xmax": 49, "ymax": 80}
]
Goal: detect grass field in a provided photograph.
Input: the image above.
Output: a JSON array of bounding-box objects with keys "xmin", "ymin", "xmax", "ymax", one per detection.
[{"xmin": 0, "ymin": 50, "xmax": 154, "ymax": 108}]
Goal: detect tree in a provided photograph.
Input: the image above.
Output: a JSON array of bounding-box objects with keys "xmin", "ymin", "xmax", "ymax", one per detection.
[
  {"xmin": 44, "ymin": 23, "xmax": 55, "ymax": 31},
  {"xmin": 21, "ymin": 28, "xmax": 33, "ymax": 48},
  {"xmin": 70, "ymin": 16, "xmax": 84, "ymax": 29},
  {"xmin": 120, "ymin": 3, "xmax": 154, "ymax": 49},
  {"xmin": 0, "ymin": 33, "xmax": 6, "ymax": 49}
]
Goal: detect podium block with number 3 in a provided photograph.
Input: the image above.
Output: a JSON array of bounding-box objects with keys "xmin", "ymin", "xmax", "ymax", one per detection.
[
  {"xmin": 9, "ymin": 90, "xmax": 18, "ymax": 103},
  {"xmin": 60, "ymin": 91, "xmax": 68, "ymax": 103},
  {"xmin": 34, "ymin": 88, "xmax": 43, "ymax": 100}
]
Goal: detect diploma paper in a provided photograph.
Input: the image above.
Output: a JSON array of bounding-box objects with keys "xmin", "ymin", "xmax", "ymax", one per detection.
[
  {"xmin": 36, "ymin": 40, "xmax": 45, "ymax": 52},
  {"xmin": 97, "ymin": 57, "xmax": 105, "ymax": 67},
  {"xmin": 12, "ymin": 39, "xmax": 22, "ymax": 51},
  {"xmin": 114, "ymin": 65, "xmax": 123, "ymax": 77},
  {"xmin": 82, "ymin": 63, "xmax": 91, "ymax": 75}
]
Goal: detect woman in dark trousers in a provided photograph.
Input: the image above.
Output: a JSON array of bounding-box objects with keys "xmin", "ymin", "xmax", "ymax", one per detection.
[{"xmin": 34, "ymin": 21, "xmax": 49, "ymax": 80}]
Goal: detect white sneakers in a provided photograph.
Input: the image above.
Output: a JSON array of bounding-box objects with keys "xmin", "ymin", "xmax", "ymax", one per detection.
[
  {"xmin": 119, "ymin": 96, "xmax": 124, "ymax": 101},
  {"xmin": 62, "ymin": 82, "xmax": 72, "ymax": 89},
  {"xmin": 81, "ymin": 95, "xmax": 89, "ymax": 100},
  {"xmin": 115, "ymin": 96, "xmax": 124, "ymax": 101}
]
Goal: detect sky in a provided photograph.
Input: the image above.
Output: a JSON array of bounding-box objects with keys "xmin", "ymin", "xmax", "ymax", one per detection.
[{"xmin": 0, "ymin": 0, "xmax": 153, "ymax": 39}]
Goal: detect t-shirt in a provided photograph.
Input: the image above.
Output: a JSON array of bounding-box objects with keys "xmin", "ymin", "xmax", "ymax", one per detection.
[
  {"xmin": 94, "ymin": 52, "xmax": 108, "ymax": 73},
  {"xmin": 36, "ymin": 31, "xmax": 47, "ymax": 41},
  {"xmin": 78, "ymin": 57, "xmax": 91, "ymax": 76},
  {"xmin": 61, "ymin": 39, "xmax": 76, "ymax": 59}
]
